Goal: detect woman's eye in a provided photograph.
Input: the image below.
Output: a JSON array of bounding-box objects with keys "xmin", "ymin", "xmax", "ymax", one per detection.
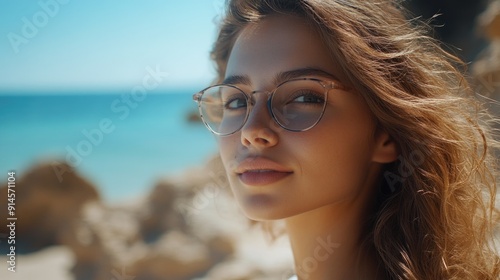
[
  {"xmin": 291, "ymin": 93, "xmax": 324, "ymax": 104},
  {"xmin": 225, "ymin": 98, "xmax": 247, "ymax": 109}
]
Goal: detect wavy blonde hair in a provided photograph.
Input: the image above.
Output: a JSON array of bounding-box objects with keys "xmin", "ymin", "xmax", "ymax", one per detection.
[{"xmin": 210, "ymin": 0, "xmax": 500, "ymax": 279}]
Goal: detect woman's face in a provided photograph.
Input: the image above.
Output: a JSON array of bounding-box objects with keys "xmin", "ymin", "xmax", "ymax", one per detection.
[{"xmin": 218, "ymin": 15, "xmax": 396, "ymax": 221}]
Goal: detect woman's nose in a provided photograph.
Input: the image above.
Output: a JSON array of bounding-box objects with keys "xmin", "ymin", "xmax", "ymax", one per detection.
[{"xmin": 240, "ymin": 93, "xmax": 279, "ymax": 148}]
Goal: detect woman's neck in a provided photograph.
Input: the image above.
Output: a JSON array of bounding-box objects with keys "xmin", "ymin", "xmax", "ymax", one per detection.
[{"xmin": 285, "ymin": 188, "xmax": 382, "ymax": 279}]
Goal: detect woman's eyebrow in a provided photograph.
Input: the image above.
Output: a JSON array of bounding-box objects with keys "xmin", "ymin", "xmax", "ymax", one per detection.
[
  {"xmin": 222, "ymin": 67, "xmax": 339, "ymax": 86},
  {"xmin": 274, "ymin": 68, "xmax": 340, "ymax": 84},
  {"xmin": 222, "ymin": 75, "xmax": 250, "ymax": 85}
]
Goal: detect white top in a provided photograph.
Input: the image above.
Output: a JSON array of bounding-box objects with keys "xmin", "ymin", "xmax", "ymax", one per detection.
[{"xmin": 288, "ymin": 276, "xmax": 298, "ymax": 280}]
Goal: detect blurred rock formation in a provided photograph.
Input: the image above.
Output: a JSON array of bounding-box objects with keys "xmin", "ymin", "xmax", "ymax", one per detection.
[
  {"xmin": 473, "ymin": 0, "xmax": 500, "ymax": 99},
  {"xmin": 187, "ymin": 110, "xmax": 202, "ymax": 123},
  {"xmin": 0, "ymin": 162, "xmax": 99, "ymax": 254},
  {"xmin": 0, "ymin": 156, "xmax": 291, "ymax": 280}
]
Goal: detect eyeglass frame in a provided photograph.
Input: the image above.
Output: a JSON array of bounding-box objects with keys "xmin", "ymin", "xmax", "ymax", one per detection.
[{"xmin": 192, "ymin": 77, "xmax": 345, "ymax": 136}]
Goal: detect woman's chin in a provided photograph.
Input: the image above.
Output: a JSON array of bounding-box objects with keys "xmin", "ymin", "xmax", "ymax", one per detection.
[{"xmin": 237, "ymin": 194, "xmax": 297, "ymax": 221}]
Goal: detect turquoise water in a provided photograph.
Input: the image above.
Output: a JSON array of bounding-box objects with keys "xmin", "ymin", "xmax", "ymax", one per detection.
[{"xmin": 0, "ymin": 90, "xmax": 218, "ymax": 201}]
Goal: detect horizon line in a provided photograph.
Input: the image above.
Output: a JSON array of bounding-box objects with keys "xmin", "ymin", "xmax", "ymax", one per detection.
[{"xmin": 0, "ymin": 85, "xmax": 209, "ymax": 96}]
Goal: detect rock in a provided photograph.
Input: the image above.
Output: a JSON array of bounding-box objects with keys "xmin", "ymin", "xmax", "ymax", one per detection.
[
  {"xmin": 478, "ymin": 0, "xmax": 500, "ymax": 39},
  {"xmin": 129, "ymin": 230, "xmax": 218, "ymax": 280},
  {"xmin": 187, "ymin": 110, "xmax": 202, "ymax": 123},
  {"xmin": 130, "ymin": 254, "xmax": 212, "ymax": 280},
  {"xmin": 0, "ymin": 161, "xmax": 100, "ymax": 254},
  {"xmin": 473, "ymin": 1, "xmax": 500, "ymax": 100},
  {"xmin": 473, "ymin": 40, "xmax": 500, "ymax": 98},
  {"xmin": 60, "ymin": 201, "xmax": 142, "ymax": 280},
  {"xmin": 139, "ymin": 181, "xmax": 189, "ymax": 243},
  {"xmin": 206, "ymin": 235, "xmax": 235, "ymax": 262}
]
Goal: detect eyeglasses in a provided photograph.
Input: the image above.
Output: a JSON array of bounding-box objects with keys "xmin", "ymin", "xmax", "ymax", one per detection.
[{"xmin": 192, "ymin": 78, "xmax": 342, "ymax": 136}]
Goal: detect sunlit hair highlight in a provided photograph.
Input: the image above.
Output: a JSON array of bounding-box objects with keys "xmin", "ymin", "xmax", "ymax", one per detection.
[{"xmin": 211, "ymin": 0, "xmax": 500, "ymax": 279}]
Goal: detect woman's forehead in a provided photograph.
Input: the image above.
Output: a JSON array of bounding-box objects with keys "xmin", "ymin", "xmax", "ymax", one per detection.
[{"xmin": 225, "ymin": 15, "xmax": 342, "ymax": 87}]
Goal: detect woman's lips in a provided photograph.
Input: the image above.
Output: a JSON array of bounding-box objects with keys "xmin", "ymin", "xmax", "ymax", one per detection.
[
  {"xmin": 238, "ymin": 170, "xmax": 292, "ymax": 186},
  {"xmin": 235, "ymin": 157, "xmax": 293, "ymax": 186}
]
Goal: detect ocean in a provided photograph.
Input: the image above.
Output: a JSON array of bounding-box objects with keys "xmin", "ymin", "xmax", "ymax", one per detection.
[{"xmin": 0, "ymin": 90, "xmax": 218, "ymax": 202}]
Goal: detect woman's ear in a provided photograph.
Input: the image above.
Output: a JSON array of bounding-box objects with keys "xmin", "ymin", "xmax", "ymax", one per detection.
[{"xmin": 371, "ymin": 129, "xmax": 398, "ymax": 163}]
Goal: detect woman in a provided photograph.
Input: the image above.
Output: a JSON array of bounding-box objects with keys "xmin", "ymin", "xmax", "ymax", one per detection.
[{"xmin": 193, "ymin": 0, "xmax": 500, "ymax": 279}]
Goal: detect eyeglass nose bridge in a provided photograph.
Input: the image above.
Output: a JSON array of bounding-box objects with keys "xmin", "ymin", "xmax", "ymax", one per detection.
[
  {"xmin": 246, "ymin": 89, "xmax": 273, "ymax": 105},
  {"xmin": 244, "ymin": 89, "xmax": 275, "ymax": 126}
]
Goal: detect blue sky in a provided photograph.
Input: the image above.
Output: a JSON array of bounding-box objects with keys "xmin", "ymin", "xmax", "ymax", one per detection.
[{"xmin": 0, "ymin": 0, "xmax": 226, "ymax": 92}]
